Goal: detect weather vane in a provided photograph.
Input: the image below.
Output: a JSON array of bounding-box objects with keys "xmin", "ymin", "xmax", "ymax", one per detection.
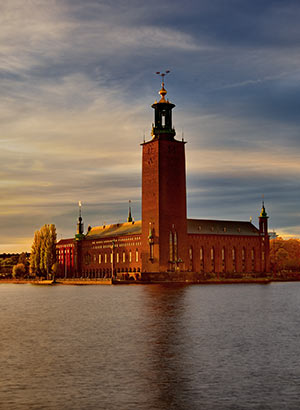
[{"xmin": 156, "ymin": 70, "xmax": 170, "ymax": 85}]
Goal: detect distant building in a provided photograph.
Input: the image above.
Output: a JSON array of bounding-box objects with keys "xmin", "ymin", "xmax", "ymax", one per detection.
[
  {"xmin": 269, "ymin": 231, "xmax": 278, "ymax": 240},
  {"xmin": 57, "ymin": 79, "xmax": 270, "ymax": 279}
]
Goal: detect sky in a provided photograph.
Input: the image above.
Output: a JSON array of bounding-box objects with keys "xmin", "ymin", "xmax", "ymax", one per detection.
[{"xmin": 1, "ymin": 0, "xmax": 300, "ymax": 253}]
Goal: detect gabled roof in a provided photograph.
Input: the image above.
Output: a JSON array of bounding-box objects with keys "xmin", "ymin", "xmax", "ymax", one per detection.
[
  {"xmin": 187, "ymin": 219, "xmax": 260, "ymax": 236},
  {"xmin": 86, "ymin": 220, "xmax": 142, "ymax": 239}
]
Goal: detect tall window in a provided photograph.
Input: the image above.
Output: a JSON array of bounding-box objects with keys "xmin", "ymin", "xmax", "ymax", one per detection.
[
  {"xmin": 116, "ymin": 253, "xmax": 119, "ymax": 263},
  {"xmin": 174, "ymin": 232, "xmax": 178, "ymax": 261},
  {"xmin": 222, "ymin": 247, "xmax": 225, "ymax": 271},
  {"xmin": 104, "ymin": 254, "xmax": 107, "ymax": 264},
  {"xmin": 242, "ymin": 247, "xmax": 246, "ymax": 271},
  {"xmin": 129, "ymin": 251, "xmax": 132, "ymax": 263},
  {"xmin": 99, "ymin": 254, "xmax": 102, "ymax": 264},
  {"xmin": 169, "ymin": 231, "xmax": 173, "ymax": 262},
  {"xmin": 251, "ymin": 248, "xmax": 255, "ymax": 271},
  {"xmin": 136, "ymin": 250, "xmax": 139, "ymax": 262},
  {"xmin": 150, "ymin": 243, "xmax": 154, "ymax": 260},
  {"xmin": 211, "ymin": 247, "xmax": 215, "ymax": 272},
  {"xmin": 110, "ymin": 253, "xmax": 113, "ymax": 263},
  {"xmin": 232, "ymin": 248, "xmax": 236, "ymax": 272},
  {"xmin": 123, "ymin": 252, "xmax": 125, "ymax": 263}
]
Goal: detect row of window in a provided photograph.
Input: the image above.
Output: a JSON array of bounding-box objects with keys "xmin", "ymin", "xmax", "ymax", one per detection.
[
  {"xmin": 95, "ymin": 250, "xmax": 139, "ymax": 265},
  {"xmin": 192, "ymin": 246, "xmax": 256, "ymax": 262}
]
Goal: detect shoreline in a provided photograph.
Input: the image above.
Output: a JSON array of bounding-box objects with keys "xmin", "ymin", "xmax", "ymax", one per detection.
[{"xmin": 1, "ymin": 277, "xmax": 300, "ymax": 286}]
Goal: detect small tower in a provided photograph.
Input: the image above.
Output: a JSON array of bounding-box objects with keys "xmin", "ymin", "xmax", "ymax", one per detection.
[
  {"xmin": 151, "ymin": 71, "xmax": 176, "ymax": 140},
  {"xmin": 76, "ymin": 201, "xmax": 84, "ymax": 238},
  {"xmin": 259, "ymin": 201, "xmax": 268, "ymax": 235},
  {"xmin": 127, "ymin": 200, "xmax": 133, "ymax": 222},
  {"xmin": 259, "ymin": 201, "xmax": 270, "ymax": 273}
]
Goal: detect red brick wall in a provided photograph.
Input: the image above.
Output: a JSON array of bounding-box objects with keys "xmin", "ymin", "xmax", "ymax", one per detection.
[{"xmin": 141, "ymin": 138, "xmax": 188, "ymax": 272}]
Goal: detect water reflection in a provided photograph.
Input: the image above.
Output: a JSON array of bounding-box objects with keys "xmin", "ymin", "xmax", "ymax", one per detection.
[
  {"xmin": 1, "ymin": 283, "xmax": 300, "ymax": 409},
  {"xmin": 140, "ymin": 285, "xmax": 199, "ymax": 409}
]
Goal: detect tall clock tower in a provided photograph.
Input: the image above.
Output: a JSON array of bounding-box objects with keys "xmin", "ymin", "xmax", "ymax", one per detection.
[{"xmin": 141, "ymin": 74, "xmax": 188, "ymax": 273}]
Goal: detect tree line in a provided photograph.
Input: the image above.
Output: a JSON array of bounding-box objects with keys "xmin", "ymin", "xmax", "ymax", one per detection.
[{"xmin": 270, "ymin": 238, "xmax": 300, "ymax": 273}]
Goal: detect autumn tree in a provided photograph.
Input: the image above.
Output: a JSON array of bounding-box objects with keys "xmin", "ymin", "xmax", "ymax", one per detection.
[
  {"xmin": 30, "ymin": 224, "xmax": 57, "ymax": 278},
  {"xmin": 12, "ymin": 263, "xmax": 26, "ymax": 278},
  {"xmin": 270, "ymin": 238, "xmax": 300, "ymax": 273}
]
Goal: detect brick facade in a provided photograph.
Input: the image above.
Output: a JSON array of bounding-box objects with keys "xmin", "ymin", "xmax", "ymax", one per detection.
[{"xmin": 57, "ymin": 81, "xmax": 270, "ymax": 278}]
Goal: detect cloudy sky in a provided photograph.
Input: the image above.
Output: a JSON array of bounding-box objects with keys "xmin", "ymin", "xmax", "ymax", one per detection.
[{"xmin": 1, "ymin": 0, "xmax": 300, "ymax": 252}]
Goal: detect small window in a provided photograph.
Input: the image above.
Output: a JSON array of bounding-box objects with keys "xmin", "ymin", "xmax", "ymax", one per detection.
[{"xmin": 222, "ymin": 248, "xmax": 225, "ymax": 261}]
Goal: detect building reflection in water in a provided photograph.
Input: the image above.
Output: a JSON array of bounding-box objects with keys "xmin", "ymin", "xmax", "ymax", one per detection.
[{"xmin": 139, "ymin": 284, "xmax": 202, "ymax": 409}]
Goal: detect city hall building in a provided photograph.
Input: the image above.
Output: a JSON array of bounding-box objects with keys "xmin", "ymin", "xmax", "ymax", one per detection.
[{"xmin": 57, "ymin": 78, "xmax": 270, "ymax": 280}]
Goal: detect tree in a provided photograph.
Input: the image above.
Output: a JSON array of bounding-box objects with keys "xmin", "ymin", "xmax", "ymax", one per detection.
[
  {"xmin": 270, "ymin": 238, "xmax": 300, "ymax": 273},
  {"xmin": 12, "ymin": 263, "xmax": 26, "ymax": 278},
  {"xmin": 30, "ymin": 224, "xmax": 57, "ymax": 278}
]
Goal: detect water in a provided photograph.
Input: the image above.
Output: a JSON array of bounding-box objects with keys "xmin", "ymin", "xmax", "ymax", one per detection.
[{"xmin": 1, "ymin": 283, "xmax": 300, "ymax": 410}]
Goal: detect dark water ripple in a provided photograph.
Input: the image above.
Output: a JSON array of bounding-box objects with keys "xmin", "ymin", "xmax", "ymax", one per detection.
[{"xmin": 1, "ymin": 283, "xmax": 300, "ymax": 409}]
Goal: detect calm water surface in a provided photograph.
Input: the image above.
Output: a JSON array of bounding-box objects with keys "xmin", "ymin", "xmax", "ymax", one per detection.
[{"xmin": 1, "ymin": 282, "xmax": 300, "ymax": 410}]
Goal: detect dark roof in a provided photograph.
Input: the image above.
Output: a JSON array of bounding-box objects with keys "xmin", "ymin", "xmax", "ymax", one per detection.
[
  {"xmin": 187, "ymin": 219, "xmax": 260, "ymax": 236},
  {"xmin": 86, "ymin": 220, "xmax": 142, "ymax": 239}
]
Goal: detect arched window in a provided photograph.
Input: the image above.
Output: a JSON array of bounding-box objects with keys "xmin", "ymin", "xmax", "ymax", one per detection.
[
  {"xmin": 123, "ymin": 252, "xmax": 126, "ymax": 263},
  {"xmin": 251, "ymin": 248, "xmax": 255, "ymax": 271},
  {"xmin": 232, "ymin": 248, "xmax": 236, "ymax": 272},
  {"xmin": 189, "ymin": 247, "xmax": 193, "ymax": 261},
  {"xmin": 135, "ymin": 249, "xmax": 139, "ymax": 262},
  {"xmin": 200, "ymin": 247, "xmax": 203, "ymax": 261},
  {"xmin": 222, "ymin": 247, "xmax": 226, "ymax": 271},
  {"xmin": 169, "ymin": 231, "xmax": 173, "ymax": 262},
  {"xmin": 242, "ymin": 247, "xmax": 246, "ymax": 271},
  {"xmin": 174, "ymin": 232, "xmax": 177, "ymax": 261},
  {"xmin": 129, "ymin": 251, "xmax": 132, "ymax": 263},
  {"xmin": 211, "ymin": 247, "xmax": 215, "ymax": 272}
]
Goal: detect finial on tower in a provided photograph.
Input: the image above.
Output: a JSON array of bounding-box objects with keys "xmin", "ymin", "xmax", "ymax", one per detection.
[
  {"xmin": 78, "ymin": 200, "xmax": 82, "ymax": 218},
  {"xmin": 127, "ymin": 200, "xmax": 133, "ymax": 222},
  {"xmin": 259, "ymin": 197, "xmax": 268, "ymax": 218},
  {"xmin": 156, "ymin": 70, "xmax": 170, "ymax": 103},
  {"xmin": 76, "ymin": 201, "xmax": 84, "ymax": 237}
]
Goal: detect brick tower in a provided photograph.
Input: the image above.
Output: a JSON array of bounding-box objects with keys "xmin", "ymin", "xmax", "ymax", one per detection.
[
  {"xmin": 141, "ymin": 73, "xmax": 188, "ymax": 273},
  {"xmin": 259, "ymin": 201, "xmax": 270, "ymax": 273}
]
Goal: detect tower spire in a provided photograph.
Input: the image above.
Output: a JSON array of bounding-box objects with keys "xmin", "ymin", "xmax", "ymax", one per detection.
[
  {"xmin": 151, "ymin": 70, "xmax": 175, "ymax": 140},
  {"xmin": 127, "ymin": 200, "xmax": 133, "ymax": 222},
  {"xmin": 76, "ymin": 201, "xmax": 84, "ymax": 236},
  {"xmin": 156, "ymin": 70, "xmax": 170, "ymax": 103}
]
